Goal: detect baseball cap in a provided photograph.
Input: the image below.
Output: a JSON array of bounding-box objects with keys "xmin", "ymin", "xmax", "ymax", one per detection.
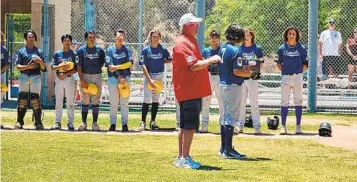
[
  {"xmin": 328, "ymin": 18, "xmax": 335, "ymax": 24},
  {"xmin": 179, "ymin": 13, "xmax": 202, "ymax": 26}
]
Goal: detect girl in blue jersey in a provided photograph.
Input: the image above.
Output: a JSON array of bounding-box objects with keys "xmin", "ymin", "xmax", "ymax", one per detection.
[
  {"xmin": 237, "ymin": 29, "xmax": 264, "ymax": 134},
  {"xmin": 51, "ymin": 34, "xmax": 78, "ymax": 131},
  {"xmin": 77, "ymin": 30, "xmax": 105, "ymax": 131},
  {"xmin": 276, "ymin": 26, "xmax": 308, "ymax": 135},
  {"xmin": 106, "ymin": 29, "xmax": 133, "ymax": 132},
  {"xmin": 139, "ymin": 30, "xmax": 172, "ymax": 131},
  {"xmin": 15, "ymin": 30, "xmax": 47, "ymax": 130}
]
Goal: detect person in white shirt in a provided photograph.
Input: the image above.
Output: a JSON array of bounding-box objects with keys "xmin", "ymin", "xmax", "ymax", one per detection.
[{"xmin": 319, "ymin": 18, "xmax": 343, "ymax": 78}]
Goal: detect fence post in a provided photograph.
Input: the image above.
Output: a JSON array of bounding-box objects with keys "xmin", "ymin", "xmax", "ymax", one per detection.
[
  {"xmin": 42, "ymin": 0, "xmax": 48, "ymax": 104},
  {"xmin": 308, "ymin": 0, "xmax": 318, "ymax": 112},
  {"xmin": 85, "ymin": 0, "xmax": 96, "ymax": 31},
  {"xmin": 195, "ymin": 0, "xmax": 205, "ymax": 51},
  {"xmin": 138, "ymin": 0, "xmax": 144, "ymax": 55}
]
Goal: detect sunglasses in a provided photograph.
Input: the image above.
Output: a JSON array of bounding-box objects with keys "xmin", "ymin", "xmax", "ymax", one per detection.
[{"xmin": 354, "ymin": 31, "xmax": 357, "ymax": 33}]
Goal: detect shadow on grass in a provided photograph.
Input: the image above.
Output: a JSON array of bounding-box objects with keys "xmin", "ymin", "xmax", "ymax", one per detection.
[
  {"xmin": 151, "ymin": 128, "xmax": 177, "ymax": 132},
  {"xmin": 197, "ymin": 165, "xmax": 223, "ymax": 171},
  {"xmin": 242, "ymin": 157, "xmax": 273, "ymax": 161},
  {"xmin": 221, "ymin": 157, "xmax": 272, "ymax": 162},
  {"xmin": 240, "ymin": 133, "xmax": 275, "ymax": 136},
  {"xmin": 285, "ymin": 132, "xmax": 318, "ymax": 136}
]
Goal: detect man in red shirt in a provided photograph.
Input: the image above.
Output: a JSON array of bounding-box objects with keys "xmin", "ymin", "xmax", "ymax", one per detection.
[{"xmin": 172, "ymin": 13, "xmax": 221, "ymax": 169}]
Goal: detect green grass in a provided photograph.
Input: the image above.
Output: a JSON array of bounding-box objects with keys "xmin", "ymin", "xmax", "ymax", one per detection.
[
  {"xmin": 1, "ymin": 110, "xmax": 357, "ymax": 134},
  {"xmin": 1, "ymin": 132, "xmax": 357, "ymax": 182}
]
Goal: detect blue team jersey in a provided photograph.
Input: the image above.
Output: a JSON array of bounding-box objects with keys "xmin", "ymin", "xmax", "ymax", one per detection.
[
  {"xmin": 16, "ymin": 46, "xmax": 46, "ymax": 75},
  {"xmin": 77, "ymin": 45, "xmax": 105, "ymax": 74},
  {"xmin": 202, "ymin": 46, "xmax": 221, "ymax": 74},
  {"xmin": 240, "ymin": 44, "xmax": 264, "ymax": 66},
  {"xmin": 105, "ymin": 45, "xmax": 133, "ymax": 77},
  {"xmin": 1, "ymin": 45, "xmax": 10, "ymax": 72},
  {"xmin": 218, "ymin": 42, "xmax": 245, "ymax": 85},
  {"xmin": 51, "ymin": 50, "xmax": 77, "ymax": 75},
  {"xmin": 277, "ymin": 42, "xmax": 307, "ymax": 75},
  {"xmin": 139, "ymin": 44, "xmax": 172, "ymax": 73}
]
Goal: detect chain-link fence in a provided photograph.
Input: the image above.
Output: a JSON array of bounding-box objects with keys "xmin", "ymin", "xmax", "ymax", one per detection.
[
  {"xmin": 5, "ymin": 0, "xmax": 356, "ymax": 113},
  {"xmin": 205, "ymin": 0, "xmax": 309, "ymax": 112},
  {"xmin": 315, "ymin": 0, "xmax": 357, "ymax": 112},
  {"xmin": 204, "ymin": 0, "xmax": 357, "ymax": 113}
]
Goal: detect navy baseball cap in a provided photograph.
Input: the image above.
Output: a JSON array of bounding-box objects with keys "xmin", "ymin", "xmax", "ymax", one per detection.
[{"xmin": 328, "ymin": 18, "xmax": 335, "ymax": 24}]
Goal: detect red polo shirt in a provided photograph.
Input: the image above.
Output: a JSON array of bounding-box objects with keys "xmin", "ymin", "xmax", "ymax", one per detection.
[{"xmin": 172, "ymin": 34, "xmax": 211, "ymax": 102}]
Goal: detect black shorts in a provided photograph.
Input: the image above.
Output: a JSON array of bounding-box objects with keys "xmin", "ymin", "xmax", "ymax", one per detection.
[
  {"xmin": 179, "ymin": 98, "xmax": 202, "ymax": 130},
  {"xmin": 322, "ymin": 56, "xmax": 346, "ymax": 75}
]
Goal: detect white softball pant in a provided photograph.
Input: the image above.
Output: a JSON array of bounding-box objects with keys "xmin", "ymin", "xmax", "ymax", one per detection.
[
  {"xmin": 281, "ymin": 73, "xmax": 303, "ymax": 107},
  {"xmin": 202, "ymin": 74, "xmax": 223, "ymax": 124},
  {"xmin": 55, "ymin": 76, "xmax": 75, "ymax": 123},
  {"xmin": 238, "ymin": 78, "xmax": 261, "ymax": 129}
]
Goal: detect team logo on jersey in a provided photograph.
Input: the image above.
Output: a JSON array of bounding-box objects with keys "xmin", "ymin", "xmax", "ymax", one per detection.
[
  {"xmin": 242, "ymin": 52, "xmax": 256, "ymax": 59},
  {"xmin": 75, "ymin": 56, "xmax": 79, "ymax": 64},
  {"xmin": 146, "ymin": 52, "xmax": 151, "ymax": 58},
  {"xmin": 149, "ymin": 53, "xmax": 163, "ymax": 59},
  {"xmin": 237, "ymin": 57, "xmax": 243, "ymax": 66},
  {"xmin": 186, "ymin": 56, "xmax": 193, "ymax": 63},
  {"xmin": 284, "ymin": 50, "xmax": 300, "ymax": 57},
  {"xmin": 106, "ymin": 56, "xmax": 111, "ymax": 63},
  {"xmin": 140, "ymin": 55, "xmax": 144, "ymax": 63},
  {"xmin": 113, "ymin": 52, "xmax": 127, "ymax": 60},
  {"xmin": 84, "ymin": 53, "xmax": 99, "ymax": 59},
  {"xmin": 0, "ymin": 53, "xmax": 4, "ymax": 60}
]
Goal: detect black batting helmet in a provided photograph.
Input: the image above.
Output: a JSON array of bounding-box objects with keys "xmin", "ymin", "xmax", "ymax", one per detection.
[
  {"xmin": 319, "ymin": 122, "xmax": 332, "ymax": 137},
  {"xmin": 244, "ymin": 115, "xmax": 253, "ymax": 128},
  {"xmin": 267, "ymin": 115, "xmax": 280, "ymax": 130}
]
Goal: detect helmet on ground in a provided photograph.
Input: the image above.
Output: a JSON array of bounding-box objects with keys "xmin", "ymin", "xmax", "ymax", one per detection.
[
  {"xmin": 319, "ymin": 122, "xmax": 332, "ymax": 137},
  {"xmin": 267, "ymin": 115, "xmax": 280, "ymax": 130},
  {"xmin": 244, "ymin": 115, "xmax": 253, "ymax": 128}
]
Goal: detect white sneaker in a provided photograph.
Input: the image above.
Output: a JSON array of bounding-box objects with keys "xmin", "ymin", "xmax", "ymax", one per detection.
[
  {"xmin": 254, "ymin": 127, "xmax": 261, "ymax": 135},
  {"xmin": 138, "ymin": 121, "xmax": 145, "ymax": 131},
  {"xmin": 180, "ymin": 156, "xmax": 201, "ymax": 169},
  {"xmin": 173, "ymin": 156, "xmax": 182, "ymax": 167},
  {"xmin": 92, "ymin": 122, "xmax": 101, "ymax": 131},
  {"xmin": 234, "ymin": 126, "xmax": 243, "ymax": 134},
  {"xmin": 280, "ymin": 125, "xmax": 287, "ymax": 135},
  {"xmin": 295, "ymin": 125, "xmax": 302, "ymax": 134},
  {"xmin": 200, "ymin": 122, "xmax": 208, "ymax": 133}
]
